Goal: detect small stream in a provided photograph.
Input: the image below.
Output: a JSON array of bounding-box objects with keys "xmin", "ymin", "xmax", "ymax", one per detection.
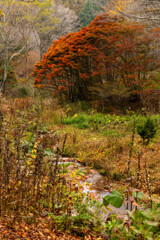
[
  {"xmin": 59, "ymin": 158, "xmax": 131, "ymax": 219},
  {"xmin": 79, "ymin": 169, "xmax": 128, "ymax": 217}
]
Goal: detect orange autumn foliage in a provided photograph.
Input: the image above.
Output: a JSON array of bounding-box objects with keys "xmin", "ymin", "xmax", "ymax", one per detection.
[{"xmin": 32, "ymin": 13, "xmax": 158, "ymax": 101}]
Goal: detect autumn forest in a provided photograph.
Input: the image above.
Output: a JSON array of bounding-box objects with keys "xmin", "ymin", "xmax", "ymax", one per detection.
[{"xmin": 0, "ymin": 0, "xmax": 160, "ymax": 239}]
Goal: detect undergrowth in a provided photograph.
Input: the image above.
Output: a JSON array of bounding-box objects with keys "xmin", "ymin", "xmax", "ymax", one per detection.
[{"xmin": 0, "ymin": 96, "xmax": 160, "ymax": 239}]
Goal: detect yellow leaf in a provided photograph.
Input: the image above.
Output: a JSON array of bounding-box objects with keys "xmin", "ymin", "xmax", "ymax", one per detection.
[
  {"xmin": 106, "ymin": 206, "xmax": 112, "ymax": 212},
  {"xmin": 18, "ymin": 180, "xmax": 21, "ymax": 185},
  {"xmin": 102, "ymin": 209, "xmax": 107, "ymax": 214},
  {"xmin": 0, "ymin": 10, "xmax": 4, "ymax": 17}
]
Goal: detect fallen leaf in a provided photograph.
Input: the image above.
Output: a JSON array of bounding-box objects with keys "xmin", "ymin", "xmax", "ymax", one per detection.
[
  {"xmin": 38, "ymin": 231, "xmax": 45, "ymax": 237},
  {"xmin": 90, "ymin": 170, "xmax": 95, "ymax": 174},
  {"xmin": 133, "ymin": 201, "xmax": 139, "ymax": 206}
]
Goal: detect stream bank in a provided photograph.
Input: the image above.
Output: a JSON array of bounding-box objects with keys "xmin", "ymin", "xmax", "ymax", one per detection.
[{"xmin": 58, "ymin": 157, "xmax": 131, "ymax": 219}]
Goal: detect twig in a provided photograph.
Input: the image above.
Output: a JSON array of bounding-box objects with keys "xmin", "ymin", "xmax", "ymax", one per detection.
[
  {"xmin": 145, "ymin": 158, "xmax": 152, "ymax": 209},
  {"xmin": 127, "ymin": 118, "xmax": 136, "ymax": 211}
]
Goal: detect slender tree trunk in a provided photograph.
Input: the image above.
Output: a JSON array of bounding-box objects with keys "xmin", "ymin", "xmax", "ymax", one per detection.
[
  {"xmin": 0, "ymin": 45, "xmax": 25, "ymax": 93},
  {"xmin": 25, "ymin": 42, "xmax": 28, "ymax": 78},
  {"xmin": 0, "ymin": 47, "xmax": 8, "ymax": 94},
  {"xmin": 40, "ymin": 40, "xmax": 43, "ymax": 60}
]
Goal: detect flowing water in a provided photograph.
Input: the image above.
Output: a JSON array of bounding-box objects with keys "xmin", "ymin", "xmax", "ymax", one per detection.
[{"xmin": 59, "ymin": 158, "xmax": 130, "ymax": 219}]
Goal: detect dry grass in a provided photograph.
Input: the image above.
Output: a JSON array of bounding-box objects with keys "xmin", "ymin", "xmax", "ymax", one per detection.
[
  {"xmin": 2, "ymin": 96, "xmax": 160, "ymax": 196},
  {"xmin": 50, "ymin": 123, "xmax": 160, "ymax": 195}
]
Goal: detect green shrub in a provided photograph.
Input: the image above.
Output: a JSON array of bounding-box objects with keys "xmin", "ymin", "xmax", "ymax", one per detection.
[
  {"xmin": 18, "ymin": 87, "xmax": 29, "ymax": 97},
  {"xmin": 137, "ymin": 117, "xmax": 157, "ymax": 144},
  {"xmin": 128, "ymin": 203, "xmax": 160, "ymax": 239}
]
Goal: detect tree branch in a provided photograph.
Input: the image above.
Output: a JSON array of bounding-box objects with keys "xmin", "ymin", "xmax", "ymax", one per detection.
[
  {"xmin": 9, "ymin": 45, "xmax": 25, "ymax": 62},
  {"xmin": 112, "ymin": 5, "xmax": 160, "ymax": 22}
]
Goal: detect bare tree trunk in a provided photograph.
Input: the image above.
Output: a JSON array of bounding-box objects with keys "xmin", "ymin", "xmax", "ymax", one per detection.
[
  {"xmin": 0, "ymin": 46, "xmax": 8, "ymax": 94},
  {"xmin": 25, "ymin": 42, "xmax": 29, "ymax": 78},
  {"xmin": 0, "ymin": 46, "xmax": 25, "ymax": 93}
]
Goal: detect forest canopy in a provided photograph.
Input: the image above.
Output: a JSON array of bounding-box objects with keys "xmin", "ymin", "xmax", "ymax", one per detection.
[{"xmin": 32, "ymin": 13, "xmax": 159, "ymax": 101}]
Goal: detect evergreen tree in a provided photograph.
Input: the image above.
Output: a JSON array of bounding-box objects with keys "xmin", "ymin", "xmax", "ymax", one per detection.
[{"xmin": 79, "ymin": 0, "xmax": 100, "ymax": 27}]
